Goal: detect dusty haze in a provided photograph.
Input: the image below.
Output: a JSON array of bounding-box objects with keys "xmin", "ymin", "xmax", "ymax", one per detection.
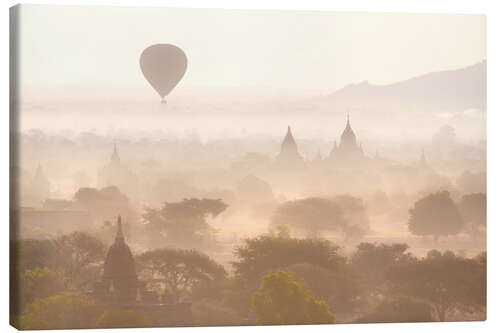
[{"xmin": 11, "ymin": 4, "xmax": 486, "ymax": 328}]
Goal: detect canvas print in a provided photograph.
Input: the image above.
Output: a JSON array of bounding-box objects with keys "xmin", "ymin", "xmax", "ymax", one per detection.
[{"xmin": 9, "ymin": 4, "xmax": 486, "ymax": 330}]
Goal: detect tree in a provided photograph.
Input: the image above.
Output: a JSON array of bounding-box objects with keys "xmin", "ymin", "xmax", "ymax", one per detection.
[
  {"xmin": 96, "ymin": 309, "xmax": 152, "ymax": 328},
  {"xmin": 271, "ymin": 197, "xmax": 345, "ymax": 237},
  {"xmin": 355, "ymin": 296, "xmax": 433, "ymax": 323},
  {"xmin": 386, "ymin": 250, "xmax": 483, "ymax": 321},
  {"xmin": 11, "ymin": 239, "xmax": 59, "ymax": 272},
  {"xmin": 271, "ymin": 196, "xmax": 369, "ymax": 239},
  {"xmin": 408, "ymin": 191, "xmax": 464, "ymax": 241},
  {"xmin": 232, "ymin": 234, "xmax": 346, "ymax": 283},
  {"xmin": 19, "ymin": 267, "xmax": 67, "ymax": 311},
  {"xmin": 281, "ymin": 263, "xmax": 362, "ymax": 316},
  {"xmin": 15, "ymin": 292, "xmax": 100, "ymax": 330},
  {"xmin": 54, "ymin": 232, "xmax": 106, "ymax": 288},
  {"xmin": 251, "ymin": 270, "xmax": 335, "ymax": 325},
  {"xmin": 142, "ymin": 198, "xmax": 228, "ymax": 249},
  {"xmin": 136, "ymin": 248, "xmax": 226, "ymax": 303},
  {"xmin": 458, "ymin": 193, "xmax": 486, "ymax": 238},
  {"xmin": 467, "ymin": 252, "xmax": 486, "ymax": 315},
  {"xmin": 10, "ymin": 239, "xmax": 62, "ymax": 316},
  {"xmin": 73, "ymin": 185, "xmax": 138, "ymax": 224},
  {"xmin": 350, "ymin": 242, "xmax": 414, "ymax": 291},
  {"xmin": 331, "ymin": 195, "xmax": 371, "ymax": 237}
]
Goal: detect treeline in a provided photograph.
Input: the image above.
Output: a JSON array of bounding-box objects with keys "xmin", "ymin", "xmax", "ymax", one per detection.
[{"xmin": 10, "ymin": 230, "xmax": 486, "ymax": 329}]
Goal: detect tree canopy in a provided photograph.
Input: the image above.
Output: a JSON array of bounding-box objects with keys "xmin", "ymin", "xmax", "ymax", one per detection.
[
  {"xmin": 19, "ymin": 267, "xmax": 67, "ymax": 312},
  {"xmin": 251, "ymin": 270, "xmax": 335, "ymax": 325},
  {"xmin": 459, "ymin": 193, "xmax": 486, "ymax": 232},
  {"xmin": 355, "ymin": 296, "xmax": 433, "ymax": 323},
  {"xmin": 142, "ymin": 198, "xmax": 228, "ymax": 249},
  {"xmin": 73, "ymin": 185, "xmax": 138, "ymax": 223},
  {"xmin": 232, "ymin": 234, "xmax": 346, "ymax": 283},
  {"xmin": 386, "ymin": 250, "xmax": 484, "ymax": 321},
  {"xmin": 136, "ymin": 248, "xmax": 226, "ymax": 303},
  {"xmin": 53, "ymin": 231, "xmax": 106, "ymax": 288},
  {"xmin": 271, "ymin": 196, "xmax": 369, "ymax": 239},
  {"xmin": 16, "ymin": 292, "xmax": 99, "ymax": 330},
  {"xmin": 408, "ymin": 191, "xmax": 464, "ymax": 240},
  {"xmin": 351, "ymin": 242, "xmax": 414, "ymax": 289}
]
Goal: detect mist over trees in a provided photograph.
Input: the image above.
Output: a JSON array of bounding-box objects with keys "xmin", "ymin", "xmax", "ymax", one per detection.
[{"xmin": 12, "ymin": 103, "xmax": 486, "ymax": 328}]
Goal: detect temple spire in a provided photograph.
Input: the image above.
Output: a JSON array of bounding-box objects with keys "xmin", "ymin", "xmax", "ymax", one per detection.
[
  {"xmin": 115, "ymin": 215, "xmax": 124, "ymax": 241},
  {"xmin": 110, "ymin": 143, "xmax": 120, "ymax": 166},
  {"xmin": 420, "ymin": 149, "xmax": 427, "ymax": 165}
]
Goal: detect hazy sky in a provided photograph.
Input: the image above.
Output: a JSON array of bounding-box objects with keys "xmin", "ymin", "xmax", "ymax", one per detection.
[{"xmin": 17, "ymin": 4, "xmax": 485, "ymax": 94}]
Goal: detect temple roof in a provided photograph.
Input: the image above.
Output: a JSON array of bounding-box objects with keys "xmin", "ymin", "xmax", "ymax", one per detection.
[
  {"xmin": 281, "ymin": 125, "xmax": 298, "ymax": 150},
  {"xmin": 102, "ymin": 216, "xmax": 137, "ymax": 282},
  {"xmin": 341, "ymin": 115, "xmax": 355, "ymax": 138}
]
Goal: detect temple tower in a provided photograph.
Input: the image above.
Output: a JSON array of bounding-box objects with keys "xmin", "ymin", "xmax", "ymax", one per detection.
[
  {"xmin": 275, "ymin": 125, "xmax": 305, "ymax": 168},
  {"xmin": 101, "ymin": 216, "xmax": 138, "ymax": 303},
  {"xmin": 329, "ymin": 115, "xmax": 364, "ymax": 162}
]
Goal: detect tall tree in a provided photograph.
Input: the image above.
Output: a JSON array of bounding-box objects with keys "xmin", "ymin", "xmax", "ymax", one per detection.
[
  {"xmin": 458, "ymin": 193, "xmax": 486, "ymax": 238},
  {"xmin": 251, "ymin": 270, "xmax": 335, "ymax": 325},
  {"xmin": 350, "ymin": 242, "xmax": 414, "ymax": 292},
  {"xmin": 54, "ymin": 232, "xmax": 106, "ymax": 288},
  {"xmin": 136, "ymin": 248, "xmax": 226, "ymax": 303},
  {"xmin": 408, "ymin": 191, "xmax": 464, "ymax": 241},
  {"xmin": 232, "ymin": 234, "xmax": 346, "ymax": 283},
  {"xmin": 281, "ymin": 263, "xmax": 362, "ymax": 315},
  {"xmin": 386, "ymin": 250, "xmax": 483, "ymax": 321},
  {"xmin": 142, "ymin": 198, "xmax": 228, "ymax": 249}
]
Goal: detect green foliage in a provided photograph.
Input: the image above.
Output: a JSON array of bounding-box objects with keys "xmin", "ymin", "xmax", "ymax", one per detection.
[
  {"xmin": 96, "ymin": 309, "xmax": 152, "ymax": 328},
  {"xmin": 10, "ymin": 234, "xmax": 104, "ymax": 315},
  {"xmin": 142, "ymin": 198, "xmax": 228, "ymax": 248},
  {"xmin": 281, "ymin": 263, "xmax": 362, "ymax": 314},
  {"xmin": 251, "ymin": 270, "xmax": 335, "ymax": 325},
  {"xmin": 351, "ymin": 242, "xmax": 414, "ymax": 289},
  {"xmin": 232, "ymin": 234, "xmax": 346, "ymax": 282},
  {"xmin": 136, "ymin": 248, "xmax": 226, "ymax": 302},
  {"xmin": 409, "ymin": 191, "xmax": 464, "ymax": 239},
  {"xmin": 20, "ymin": 267, "xmax": 67, "ymax": 311},
  {"xmin": 355, "ymin": 296, "xmax": 433, "ymax": 323},
  {"xmin": 16, "ymin": 292, "xmax": 100, "ymax": 330},
  {"xmin": 11, "ymin": 239, "xmax": 59, "ymax": 272},
  {"xmin": 54, "ymin": 231, "xmax": 106, "ymax": 288},
  {"xmin": 386, "ymin": 250, "xmax": 484, "ymax": 321}
]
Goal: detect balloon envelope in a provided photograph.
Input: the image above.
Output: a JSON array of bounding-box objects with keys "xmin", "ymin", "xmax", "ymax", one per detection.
[{"xmin": 140, "ymin": 44, "xmax": 187, "ymax": 101}]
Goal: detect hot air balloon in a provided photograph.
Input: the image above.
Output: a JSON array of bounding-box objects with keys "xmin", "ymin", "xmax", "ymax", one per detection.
[{"xmin": 140, "ymin": 44, "xmax": 187, "ymax": 103}]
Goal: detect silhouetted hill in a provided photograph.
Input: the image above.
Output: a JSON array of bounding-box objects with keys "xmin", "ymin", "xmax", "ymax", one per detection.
[{"xmin": 327, "ymin": 61, "xmax": 486, "ymax": 111}]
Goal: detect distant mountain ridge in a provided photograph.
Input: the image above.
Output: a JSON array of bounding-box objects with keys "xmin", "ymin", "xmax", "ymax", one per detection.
[{"xmin": 327, "ymin": 61, "xmax": 486, "ymax": 111}]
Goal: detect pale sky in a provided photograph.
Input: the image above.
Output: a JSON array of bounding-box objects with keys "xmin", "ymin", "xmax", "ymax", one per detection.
[{"xmin": 17, "ymin": 4, "xmax": 486, "ymax": 93}]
